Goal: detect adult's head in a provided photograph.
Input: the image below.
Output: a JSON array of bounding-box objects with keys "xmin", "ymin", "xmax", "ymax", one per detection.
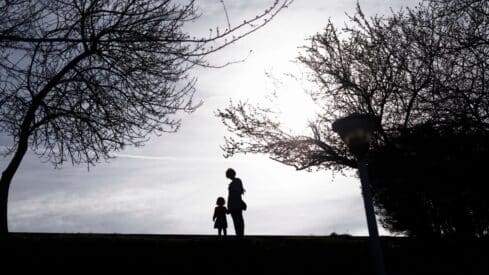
[{"xmin": 226, "ymin": 168, "xmax": 236, "ymax": 179}]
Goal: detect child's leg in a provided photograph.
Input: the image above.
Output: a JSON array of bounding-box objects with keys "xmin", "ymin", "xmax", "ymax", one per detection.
[
  {"xmin": 218, "ymin": 228, "xmax": 222, "ymax": 236},
  {"xmin": 223, "ymin": 228, "xmax": 227, "ymax": 236}
]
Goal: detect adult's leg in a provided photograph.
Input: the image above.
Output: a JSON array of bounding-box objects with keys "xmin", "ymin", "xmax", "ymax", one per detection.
[
  {"xmin": 230, "ymin": 211, "xmax": 238, "ymax": 235},
  {"xmin": 238, "ymin": 211, "xmax": 245, "ymax": 236},
  {"xmin": 230, "ymin": 211, "xmax": 241, "ymax": 236},
  {"xmin": 231, "ymin": 211, "xmax": 244, "ymax": 236}
]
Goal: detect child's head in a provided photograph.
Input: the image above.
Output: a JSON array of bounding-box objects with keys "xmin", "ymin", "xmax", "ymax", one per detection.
[
  {"xmin": 216, "ymin": 197, "xmax": 225, "ymax": 206},
  {"xmin": 225, "ymin": 168, "xmax": 236, "ymax": 179}
]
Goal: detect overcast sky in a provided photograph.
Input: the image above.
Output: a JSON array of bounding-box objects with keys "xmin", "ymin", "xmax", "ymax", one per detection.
[{"xmin": 1, "ymin": 0, "xmax": 413, "ymax": 236}]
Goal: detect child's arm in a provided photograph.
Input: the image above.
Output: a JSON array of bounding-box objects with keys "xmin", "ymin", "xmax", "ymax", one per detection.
[{"xmin": 212, "ymin": 208, "xmax": 217, "ymax": 221}]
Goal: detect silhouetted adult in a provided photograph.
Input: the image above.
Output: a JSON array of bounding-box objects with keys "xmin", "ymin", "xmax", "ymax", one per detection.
[{"xmin": 226, "ymin": 168, "xmax": 245, "ymax": 236}]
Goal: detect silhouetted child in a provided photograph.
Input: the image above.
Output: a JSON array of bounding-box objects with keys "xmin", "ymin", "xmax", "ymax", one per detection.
[{"xmin": 213, "ymin": 197, "xmax": 228, "ymax": 237}]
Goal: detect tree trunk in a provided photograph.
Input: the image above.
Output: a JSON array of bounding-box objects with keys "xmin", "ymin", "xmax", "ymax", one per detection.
[{"xmin": 0, "ymin": 135, "xmax": 29, "ymax": 236}]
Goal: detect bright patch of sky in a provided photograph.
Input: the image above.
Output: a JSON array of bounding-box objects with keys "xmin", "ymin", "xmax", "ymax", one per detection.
[{"xmin": 1, "ymin": 0, "xmax": 414, "ymax": 236}]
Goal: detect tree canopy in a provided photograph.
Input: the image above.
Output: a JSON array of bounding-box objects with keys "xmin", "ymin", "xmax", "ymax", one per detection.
[
  {"xmin": 0, "ymin": 0, "xmax": 291, "ymax": 166},
  {"xmin": 369, "ymin": 124, "xmax": 489, "ymax": 237}
]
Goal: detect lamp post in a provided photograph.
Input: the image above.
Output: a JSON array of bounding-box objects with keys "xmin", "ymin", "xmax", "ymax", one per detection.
[{"xmin": 332, "ymin": 113, "xmax": 386, "ymax": 275}]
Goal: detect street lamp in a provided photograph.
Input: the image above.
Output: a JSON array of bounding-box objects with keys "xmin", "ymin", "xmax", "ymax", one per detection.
[{"xmin": 332, "ymin": 113, "xmax": 386, "ymax": 275}]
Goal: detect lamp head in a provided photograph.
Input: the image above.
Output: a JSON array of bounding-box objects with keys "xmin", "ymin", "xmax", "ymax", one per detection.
[{"xmin": 332, "ymin": 113, "xmax": 380, "ymax": 159}]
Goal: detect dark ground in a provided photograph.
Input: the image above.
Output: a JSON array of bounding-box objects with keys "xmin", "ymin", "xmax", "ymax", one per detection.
[{"xmin": 3, "ymin": 233, "xmax": 488, "ymax": 274}]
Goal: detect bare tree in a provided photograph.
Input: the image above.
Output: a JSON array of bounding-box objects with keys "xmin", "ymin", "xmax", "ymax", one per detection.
[
  {"xmin": 0, "ymin": 0, "xmax": 292, "ymax": 234},
  {"xmin": 217, "ymin": 0, "xmax": 489, "ymax": 236}
]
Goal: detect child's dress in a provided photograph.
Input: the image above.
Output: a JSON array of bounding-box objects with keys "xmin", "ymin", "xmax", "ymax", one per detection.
[{"xmin": 213, "ymin": 206, "xmax": 228, "ymax": 229}]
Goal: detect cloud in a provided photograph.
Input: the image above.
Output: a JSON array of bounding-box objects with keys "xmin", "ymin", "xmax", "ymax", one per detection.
[
  {"xmin": 112, "ymin": 153, "xmax": 180, "ymax": 161},
  {"xmin": 112, "ymin": 153, "xmax": 255, "ymax": 164}
]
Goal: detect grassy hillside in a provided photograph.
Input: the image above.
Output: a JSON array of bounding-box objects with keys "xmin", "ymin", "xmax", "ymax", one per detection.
[{"xmin": 4, "ymin": 233, "xmax": 488, "ymax": 274}]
